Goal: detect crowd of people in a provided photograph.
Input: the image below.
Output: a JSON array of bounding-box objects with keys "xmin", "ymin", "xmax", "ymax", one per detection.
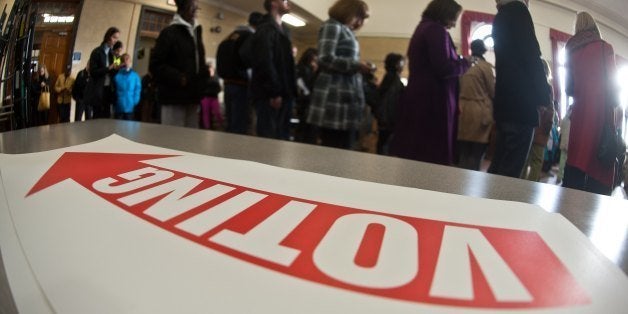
[{"xmin": 29, "ymin": 0, "xmax": 626, "ymax": 196}]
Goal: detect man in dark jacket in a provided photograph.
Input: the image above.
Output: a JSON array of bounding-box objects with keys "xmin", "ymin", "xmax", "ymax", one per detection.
[
  {"xmin": 150, "ymin": 0, "xmax": 208, "ymax": 128},
  {"xmin": 72, "ymin": 67, "xmax": 90, "ymax": 121},
  {"xmin": 249, "ymin": 0, "xmax": 297, "ymax": 139},
  {"xmin": 85, "ymin": 27, "xmax": 120, "ymax": 119},
  {"xmin": 488, "ymin": 0, "xmax": 552, "ymax": 178},
  {"xmin": 216, "ymin": 11, "xmax": 263, "ymax": 134}
]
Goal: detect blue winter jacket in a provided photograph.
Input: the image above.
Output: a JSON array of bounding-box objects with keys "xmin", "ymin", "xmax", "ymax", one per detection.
[{"xmin": 114, "ymin": 68, "xmax": 142, "ymax": 113}]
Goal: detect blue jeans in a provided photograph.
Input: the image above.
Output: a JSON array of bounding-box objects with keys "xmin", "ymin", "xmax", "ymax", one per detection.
[
  {"xmin": 488, "ymin": 122, "xmax": 534, "ymax": 178},
  {"xmin": 224, "ymin": 84, "xmax": 250, "ymax": 134},
  {"xmin": 255, "ymin": 98, "xmax": 291, "ymax": 140}
]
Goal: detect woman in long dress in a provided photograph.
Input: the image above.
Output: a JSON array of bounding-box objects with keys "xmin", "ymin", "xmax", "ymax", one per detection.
[{"xmin": 390, "ymin": 0, "xmax": 469, "ymax": 165}]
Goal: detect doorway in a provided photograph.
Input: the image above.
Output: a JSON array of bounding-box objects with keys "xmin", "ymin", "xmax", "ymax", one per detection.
[{"xmin": 31, "ymin": 0, "xmax": 81, "ymax": 124}]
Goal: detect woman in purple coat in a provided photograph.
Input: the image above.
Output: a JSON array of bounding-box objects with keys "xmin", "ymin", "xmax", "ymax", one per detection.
[{"xmin": 390, "ymin": 0, "xmax": 469, "ymax": 165}]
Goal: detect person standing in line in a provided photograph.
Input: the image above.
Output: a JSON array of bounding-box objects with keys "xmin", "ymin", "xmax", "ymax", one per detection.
[
  {"xmin": 375, "ymin": 53, "xmax": 405, "ymax": 155},
  {"xmin": 307, "ymin": 0, "xmax": 371, "ymax": 149},
  {"xmin": 32, "ymin": 64, "xmax": 50, "ymax": 126},
  {"xmin": 72, "ymin": 65, "xmax": 90, "ymax": 121},
  {"xmin": 54, "ymin": 64, "xmax": 75, "ymax": 123},
  {"xmin": 294, "ymin": 47, "xmax": 319, "ymax": 144},
  {"xmin": 562, "ymin": 12, "xmax": 619, "ymax": 195},
  {"xmin": 556, "ymin": 105, "xmax": 572, "ymax": 184},
  {"xmin": 113, "ymin": 54, "xmax": 142, "ymax": 120},
  {"xmin": 248, "ymin": 0, "xmax": 297, "ymax": 139},
  {"xmin": 150, "ymin": 0, "xmax": 208, "ymax": 128},
  {"xmin": 216, "ymin": 11, "xmax": 264, "ymax": 134},
  {"xmin": 390, "ymin": 0, "xmax": 470, "ymax": 165},
  {"xmin": 112, "ymin": 41, "xmax": 124, "ymax": 67},
  {"xmin": 85, "ymin": 27, "xmax": 121, "ymax": 119},
  {"xmin": 456, "ymin": 39, "xmax": 494, "ymax": 171},
  {"xmin": 487, "ymin": 0, "xmax": 552, "ymax": 178},
  {"xmin": 522, "ymin": 59, "xmax": 555, "ymax": 181},
  {"xmin": 200, "ymin": 64, "xmax": 223, "ymax": 130}
]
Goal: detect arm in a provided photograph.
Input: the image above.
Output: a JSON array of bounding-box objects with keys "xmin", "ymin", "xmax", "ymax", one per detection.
[
  {"xmin": 251, "ymin": 27, "xmax": 282, "ymax": 98},
  {"xmin": 514, "ymin": 8, "xmax": 552, "ymax": 107},
  {"xmin": 149, "ymin": 28, "xmax": 185, "ymax": 86},
  {"xmin": 483, "ymin": 63, "xmax": 495, "ymax": 99},
  {"xmin": 54, "ymin": 75, "xmax": 64, "ymax": 93},
  {"xmin": 66, "ymin": 77, "xmax": 74, "ymax": 94},
  {"xmin": 133, "ymin": 72, "xmax": 142, "ymax": 106},
  {"xmin": 317, "ymin": 22, "xmax": 361, "ymax": 74},
  {"xmin": 424, "ymin": 24, "xmax": 469, "ymax": 79},
  {"xmin": 89, "ymin": 49, "xmax": 109, "ymax": 80}
]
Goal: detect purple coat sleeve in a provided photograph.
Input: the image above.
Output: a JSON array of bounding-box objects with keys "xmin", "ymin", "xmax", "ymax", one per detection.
[{"xmin": 424, "ymin": 23, "xmax": 470, "ymax": 79}]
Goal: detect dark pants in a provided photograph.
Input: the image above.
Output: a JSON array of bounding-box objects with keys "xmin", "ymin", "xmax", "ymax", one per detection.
[
  {"xmin": 58, "ymin": 103, "xmax": 71, "ymax": 123},
  {"xmin": 37, "ymin": 110, "xmax": 49, "ymax": 126},
  {"xmin": 114, "ymin": 112, "xmax": 134, "ymax": 120},
  {"xmin": 562, "ymin": 165, "xmax": 613, "ymax": 196},
  {"xmin": 377, "ymin": 129, "xmax": 392, "ymax": 155},
  {"xmin": 74, "ymin": 100, "xmax": 93, "ymax": 121},
  {"xmin": 93, "ymin": 88, "xmax": 112, "ymax": 119},
  {"xmin": 320, "ymin": 128, "xmax": 353, "ymax": 149},
  {"xmin": 224, "ymin": 84, "xmax": 250, "ymax": 134},
  {"xmin": 488, "ymin": 122, "xmax": 534, "ymax": 178},
  {"xmin": 458, "ymin": 141, "xmax": 488, "ymax": 171},
  {"xmin": 255, "ymin": 98, "xmax": 290, "ymax": 140}
]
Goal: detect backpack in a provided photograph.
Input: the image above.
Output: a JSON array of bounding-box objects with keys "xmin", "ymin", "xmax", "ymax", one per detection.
[{"xmin": 216, "ymin": 29, "xmax": 252, "ymax": 81}]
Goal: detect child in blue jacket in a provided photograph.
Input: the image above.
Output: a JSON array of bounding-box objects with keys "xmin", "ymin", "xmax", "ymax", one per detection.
[{"xmin": 113, "ymin": 53, "xmax": 141, "ymax": 120}]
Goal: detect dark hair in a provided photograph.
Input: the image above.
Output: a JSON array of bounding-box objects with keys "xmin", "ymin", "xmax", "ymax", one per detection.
[
  {"xmin": 298, "ymin": 48, "xmax": 318, "ymax": 66},
  {"xmin": 263, "ymin": 0, "xmax": 272, "ymax": 12},
  {"xmin": 384, "ymin": 53, "xmax": 404, "ymax": 73},
  {"xmin": 422, "ymin": 0, "xmax": 462, "ymax": 26},
  {"xmin": 328, "ymin": 0, "xmax": 369, "ymax": 25},
  {"xmin": 470, "ymin": 39, "xmax": 487, "ymax": 57},
  {"xmin": 113, "ymin": 41, "xmax": 123, "ymax": 51},
  {"xmin": 249, "ymin": 11, "xmax": 264, "ymax": 26},
  {"xmin": 174, "ymin": 0, "xmax": 190, "ymax": 9},
  {"xmin": 102, "ymin": 27, "xmax": 120, "ymax": 44}
]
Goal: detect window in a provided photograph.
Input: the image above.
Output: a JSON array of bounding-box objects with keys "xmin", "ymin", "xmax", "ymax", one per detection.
[
  {"xmin": 556, "ymin": 46, "xmax": 572, "ymax": 120},
  {"xmin": 140, "ymin": 10, "xmax": 173, "ymax": 38},
  {"xmin": 460, "ymin": 11, "xmax": 494, "ymax": 56},
  {"xmin": 470, "ymin": 23, "xmax": 495, "ymax": 66},
  {"xmin": 471, "ymin": 24, "xmax": 493, "ymax": 49}
]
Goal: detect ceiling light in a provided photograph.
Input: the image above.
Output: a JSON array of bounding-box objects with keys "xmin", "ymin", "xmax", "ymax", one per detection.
[{"xmin": 282, "ymin": 14, "xmax": 306, "ymax": 27}]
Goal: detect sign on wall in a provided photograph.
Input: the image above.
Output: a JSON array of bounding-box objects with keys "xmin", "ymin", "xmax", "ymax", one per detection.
[{"xmin": 1, "ymin": 135, "xmax": 627, "ymax": 313}]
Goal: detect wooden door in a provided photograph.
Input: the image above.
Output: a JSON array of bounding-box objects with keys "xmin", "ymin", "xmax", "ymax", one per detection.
[{"xmin": 39, "ymin": 31, "xmax": 72, "ymax": 123}]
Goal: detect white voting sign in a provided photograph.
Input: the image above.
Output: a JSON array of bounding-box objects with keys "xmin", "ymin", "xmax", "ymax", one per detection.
[{"xmin": 0, "ymin": 135, "xmax": 626, "ymax": 313}]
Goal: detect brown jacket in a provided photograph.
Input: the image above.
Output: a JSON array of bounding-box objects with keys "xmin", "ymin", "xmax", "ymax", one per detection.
[
  {"xmin": 54, "ymin": 73, "xmax": 75, "ymax": 104},
  {"xmin": 457, "ymin": 59, "xmax": 495, "ymax": 143}
]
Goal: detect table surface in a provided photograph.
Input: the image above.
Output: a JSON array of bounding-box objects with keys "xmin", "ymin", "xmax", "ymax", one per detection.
[{"xmin": 1, "ymin": 120, "xmax": 626, "ymax": 313}]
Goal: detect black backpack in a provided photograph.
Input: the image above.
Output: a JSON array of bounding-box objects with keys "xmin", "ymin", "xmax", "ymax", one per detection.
[{"xmin": 216, "ymin": 29, "xmax": 252, "ymax": 81}]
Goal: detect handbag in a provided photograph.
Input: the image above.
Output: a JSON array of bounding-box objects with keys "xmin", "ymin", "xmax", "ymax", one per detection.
[
  {"xmin": 596, "ymin": 44, "xmax": 625, "ymax": 165},
  {"xmin": 38, "ymin": 86, "xmax": 50, "ymax": 111}
]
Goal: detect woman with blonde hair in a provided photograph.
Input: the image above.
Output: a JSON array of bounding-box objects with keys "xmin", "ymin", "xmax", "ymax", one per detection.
[
  {"xmin": 307, "ymin": 0, "xmax": 372, "ymax": 149},
  {"xmin": 562, "ymin": 11, "xmax": 619, "ymax": 195},
  {"xmin": 32, "ymin": 64, "xmax": 50, "ymax": 125}
]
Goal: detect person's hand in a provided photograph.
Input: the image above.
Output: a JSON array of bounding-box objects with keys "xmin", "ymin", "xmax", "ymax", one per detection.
[
  {"xmin": 358, "ymin": 62, "xmax": 373, "ymax": 74},
  {"xmin": 40, "ymin": 82, "xmax": 45, "ymax": 87},
  {"xmin": 270, "ymin": 96, "xmax": 282, "ymax": 109}
]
